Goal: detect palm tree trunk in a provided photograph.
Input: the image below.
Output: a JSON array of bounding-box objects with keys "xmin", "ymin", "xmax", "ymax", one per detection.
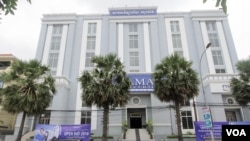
[
  {"xmin": 16, "ymin": 112, "xmax": 27, "ymax": 141},
  {"xmin": 175, "ymin": 101, "xmax": 183, "ymax": 141},
  {"xmin": 102, "ymin": 104, "xmax": 109, "ymax": 141}
]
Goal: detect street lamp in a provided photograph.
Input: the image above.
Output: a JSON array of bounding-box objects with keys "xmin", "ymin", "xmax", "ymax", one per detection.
[
  {"xmin": 199, "ymin": 42, "xmax": 214, "ymax": 141},
  {"xmin": 199, "ymin": 42, "xmax": 212, "ymax": 107}
]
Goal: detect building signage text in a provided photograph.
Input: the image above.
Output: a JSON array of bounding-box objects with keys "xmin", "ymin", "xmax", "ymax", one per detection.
[
  {"xmin": 128, "ymin": 74, "xmax": 154, "ymax": 92},
  {"xmin": 109, "ymin": 9, "xmax": 157, "ymax": 16}
]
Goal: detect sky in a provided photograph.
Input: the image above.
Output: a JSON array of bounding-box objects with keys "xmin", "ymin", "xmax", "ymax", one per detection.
[{"xmin": 0, "ymin": 0, "xmax": 250, "ymax": 61}]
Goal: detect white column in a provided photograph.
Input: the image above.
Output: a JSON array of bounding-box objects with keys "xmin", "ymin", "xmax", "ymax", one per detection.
[
  {"xmin": 95, "ymin": 20, "xmax": 102, "ymax": 56},
  {"xmin": 165, "ymin": 18, "xmax": 174, "ymax": 55},
  {"xmin": 41, "ymin": 25, "xmax": 53, "ymax": 65},
  {"xmin": 118, "ymin": 23, "xmax": 124, "ymax": 62},
  {"xmin": 56, "ymin": 25, "xmax": 68, "ymax": 76},
  {"xmin": 143, "ymin": 23, "xmax": 152, "ymax": 72}
]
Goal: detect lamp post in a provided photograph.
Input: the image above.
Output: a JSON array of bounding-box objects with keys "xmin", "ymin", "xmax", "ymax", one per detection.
[
  {"xmin": 199, "ymin": 42, "xmax": 214, "ymax": 141},
  {"xmin": 199, "ymin": 42, "xmax": 212, "ymax": 107}
]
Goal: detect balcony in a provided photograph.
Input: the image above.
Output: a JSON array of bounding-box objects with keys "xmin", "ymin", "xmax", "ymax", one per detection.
[
  {"xmin": 54, "ymin": 76, "xmax": 70, "ymax": 89},
  {"xmin": 202, "ymin": 73, "xmax": 239, "ymax": 94}
]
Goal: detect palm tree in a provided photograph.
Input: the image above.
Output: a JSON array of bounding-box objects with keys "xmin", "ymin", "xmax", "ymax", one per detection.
[
  {"xmin": 230, "ymin": 59, "xmax": 250, "ymax": 105},
  {"xmin": 153, "ymin": 53, "xmax": 199, "ymax": 141},
  {"xmin": 78, "ymin": 53, "xmax": 131, "ymax": 141},
  {"xmin": 0, "ymin": 59, "xmax": 56, "ymax": 141}
]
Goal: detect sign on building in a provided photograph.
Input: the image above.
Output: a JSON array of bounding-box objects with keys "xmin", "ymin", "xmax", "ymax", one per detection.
[
  {"xmin": 34, "ymin": 124, "xmax": 91, "ymax": 141},
  {"xmin": 109, "ymin": 8, "xmax": 157, "ymax": 16},
  {"xmin": 202, "ymin": 107, "xmax": 213, "ymax": 128}
]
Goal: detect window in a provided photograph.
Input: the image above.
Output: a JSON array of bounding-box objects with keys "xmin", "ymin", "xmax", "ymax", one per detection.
[
  {"xmin": 182, "ymin": 99, "xmax": 190, "ymax": 106},
  {"xmin": 87, "ymin": 36, "xmax": 96, "ymax": 50},
  {"xmin": 181, "ymin": 111, "xmax": 193, "ymax": 129},
  {"xmin": 129, "ymin": 52, "xmax": 139, "ymax": 66},
  {"xmin": 85, "ymin": 53, "xmax": 95, "ymax": 67},
  {"xmin": 225, "ymin": 111, "xmax": 237, "ymax": 121},
  {"xmin": 88, "ymin": 23, "xmax": 97, "ymax": 35},
  {"xmin": 129, "ymin": 23, "xmax": 138, "ymax": 32},
  {"xmin": 50, "ymin": 37, "xmax": 61, "ymax": 50},
  {"xmin": 212, "ymin": 50, "xmax": 224, "ymax": 65},
  {"xmin": 0, "ymin": 61, "xmax": 11, "ymax": 70},
  {"xmin": 206, "ymin": 21, "xmax": 220, "ymax": 47},
  {"xmin": 172, "ymin": 34, "xmax": 182, "ymax": 48},
  {"xmin": 170, "ymin": 21, "xmax": 180, "ymax": 32},
  {"xmin": 208, "ymin": 34, "xmax": 220, "ymax": 47},
  {"xmin": 48, "ymin": 24, "xmax": 63, "ymax": 76},
  {"xmin": 39, "ymin": 111, "xmax": 51, "ymax": 124},
  {"xmin": 129, "ymin": 35, "xmax": 138, "ymax": 49},
  {"xmin": 48, "ymin": 53, "xmax": 59, "ymax": 68},
  {"xmin": 81, "ymin": 111, "xmax": 91, "ymax": 124},
  {"xmin": 206, "ymin": 21, "xmax": 216, "ymax": 32},
  {"xmin": 171, "ymin": 21, "xmax": 183, "ymax": 51},
  {"xmin": 215, "ymin": 69, "xmax": 226, "ymax": 73},
  {"xmin": 174, "ymin": 51, "xmax": 183, "ymax": 57},
  {"xmin": 52, "ymin": 25, "xmax": 63, "ymax": 35}
]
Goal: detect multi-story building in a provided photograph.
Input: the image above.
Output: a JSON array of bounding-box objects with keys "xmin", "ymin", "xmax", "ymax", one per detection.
[
  {"xmin": 0, "ymin": 54, "xmax": 18, "ymax": 137},
  {"xmin": 11, "ymin": 6, "xmax": 248, "ymax": 140}
]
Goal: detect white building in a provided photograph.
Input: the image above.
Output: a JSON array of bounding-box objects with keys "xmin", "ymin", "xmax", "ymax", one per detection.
[{"xmin": 10, "ymin": 7, "xmax": 250, "ymax": 140}]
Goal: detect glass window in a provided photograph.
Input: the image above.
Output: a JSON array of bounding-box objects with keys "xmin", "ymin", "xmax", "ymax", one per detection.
[
  {"xmin": 48, "ymin": 53, "xmax": 59, "ymax": 68},
  {"xmin": 50, "ymin": 37, "xmax": 61, "ymax": 50},
  {"xmin": 208, "ymin": 33, "xmax": 220, "ymax": 47},
  {"xmin": 182, "ymin": 99, "xmax": 190, "ymax": 106},
  {"xmin": 170, "ymin": 21, "xmax": 180, "ymax": 32},
  {"xmin": 129, "ymin": 52, "xmax": 139, "ymax": 66},
  {"xmin": 129, "ymin": 23, "xmax": 138, "ymax": 32},
  {"xmin": 225, "ymin": 111, "xmax": 237, "ymax": 121},
  {"xmin": 81, "ymin": 111, "xmax": 91, "ymax": 124},
  {"xmin": 88, "ymin": 23, "xmax": 97, "ymax": 34},
  {"xmin": 212, "ymin": 50, "xmax": 224, "ymax": 65},
  {"xmin": 0, "ymin": 61, "xmax": 11, "ymax": 70},
  {"xmin": 215, "ymin": 69, "xmax": 226, "ymax": 73},
  {"xmin": 206, "ymin": 21, "xmax": 216, "ymax": 32},
  {"xmin": 174, "ymin": 51, "xmax": 183, "ymax": 57},
  {"xmin": 39, "ymin": 111, "xmax": 51, "ymax": 124},
  {"xmin": 172, "ymin": 34, "xmax": 182, "ymax": 48},
  {"xmin": 52, "ymin": 25, "xmax": 63, "ymax": 35},
  {"xmin": 85, "ymin": 53, "xmax": 95, "ymax": 67},
  {"xmin": 181, "ymin": 111, "xmax": 193, "ymax": 129},
  {"xmin": 87, "ymin": 36, "xmax": 96, "ymax": 50},
  {"xmin": 129, "ymin": 35, "xmax": 138, "ymax": 49}
]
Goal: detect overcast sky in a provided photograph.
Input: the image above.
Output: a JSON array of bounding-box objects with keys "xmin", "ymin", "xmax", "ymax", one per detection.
[{"xmin": 1, "ymin": 0, "xmax": 249, "ymax": 61}]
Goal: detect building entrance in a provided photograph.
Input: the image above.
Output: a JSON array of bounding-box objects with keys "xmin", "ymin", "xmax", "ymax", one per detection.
[{"xmin": 127, "ymin": 108, "xmax": 146, "ymax": 129}]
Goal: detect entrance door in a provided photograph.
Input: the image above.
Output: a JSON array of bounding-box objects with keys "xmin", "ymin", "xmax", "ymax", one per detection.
[
  {"xmin": 130, "ymin": 117, "xmax": 142, "ymax": 128},
  {"xmin": 127, "ymin": 108, "xmax": 146, "ymax": 129}
]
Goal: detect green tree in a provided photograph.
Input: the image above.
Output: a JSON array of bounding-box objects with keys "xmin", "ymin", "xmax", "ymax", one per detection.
[
  {"xmin": 203, "ymin": 0, "xmax": 227, "ymax": 13},
  {"xmin": 78, "ymin": 54, "xmax": 131, "ymax": 141},
  {"xmin": 0, "ymin": 0, "xmax": 31, "ymax": 15},
  {"xmin": 153, "ymin": 54, "xmax": 199, "ymax": 141},
  {"xmin": 0, "ymin": 59, "xmax": 56, "ymax": 141},
  {"xmin": 230, "ymin": 59, "xmax": 250, "ymax": 105}
]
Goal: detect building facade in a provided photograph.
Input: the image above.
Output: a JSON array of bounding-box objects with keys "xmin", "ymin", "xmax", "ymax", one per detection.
[
  {"xmin": 0, "ymin": 54, "xmax": 18, "ymax": 137},
  {"xmin": 18, "ymin": 7, "xmax": 248, "ymax": 139}
]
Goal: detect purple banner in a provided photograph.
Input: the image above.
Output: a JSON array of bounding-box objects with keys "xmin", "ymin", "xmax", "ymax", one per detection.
[
  {"xmin": 194, "ymin": 121, "xmax": 228, "ymax": 141},
  {"xmin": 34, "ymin": 124, "xmax": 91, "ymax": 141}
]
